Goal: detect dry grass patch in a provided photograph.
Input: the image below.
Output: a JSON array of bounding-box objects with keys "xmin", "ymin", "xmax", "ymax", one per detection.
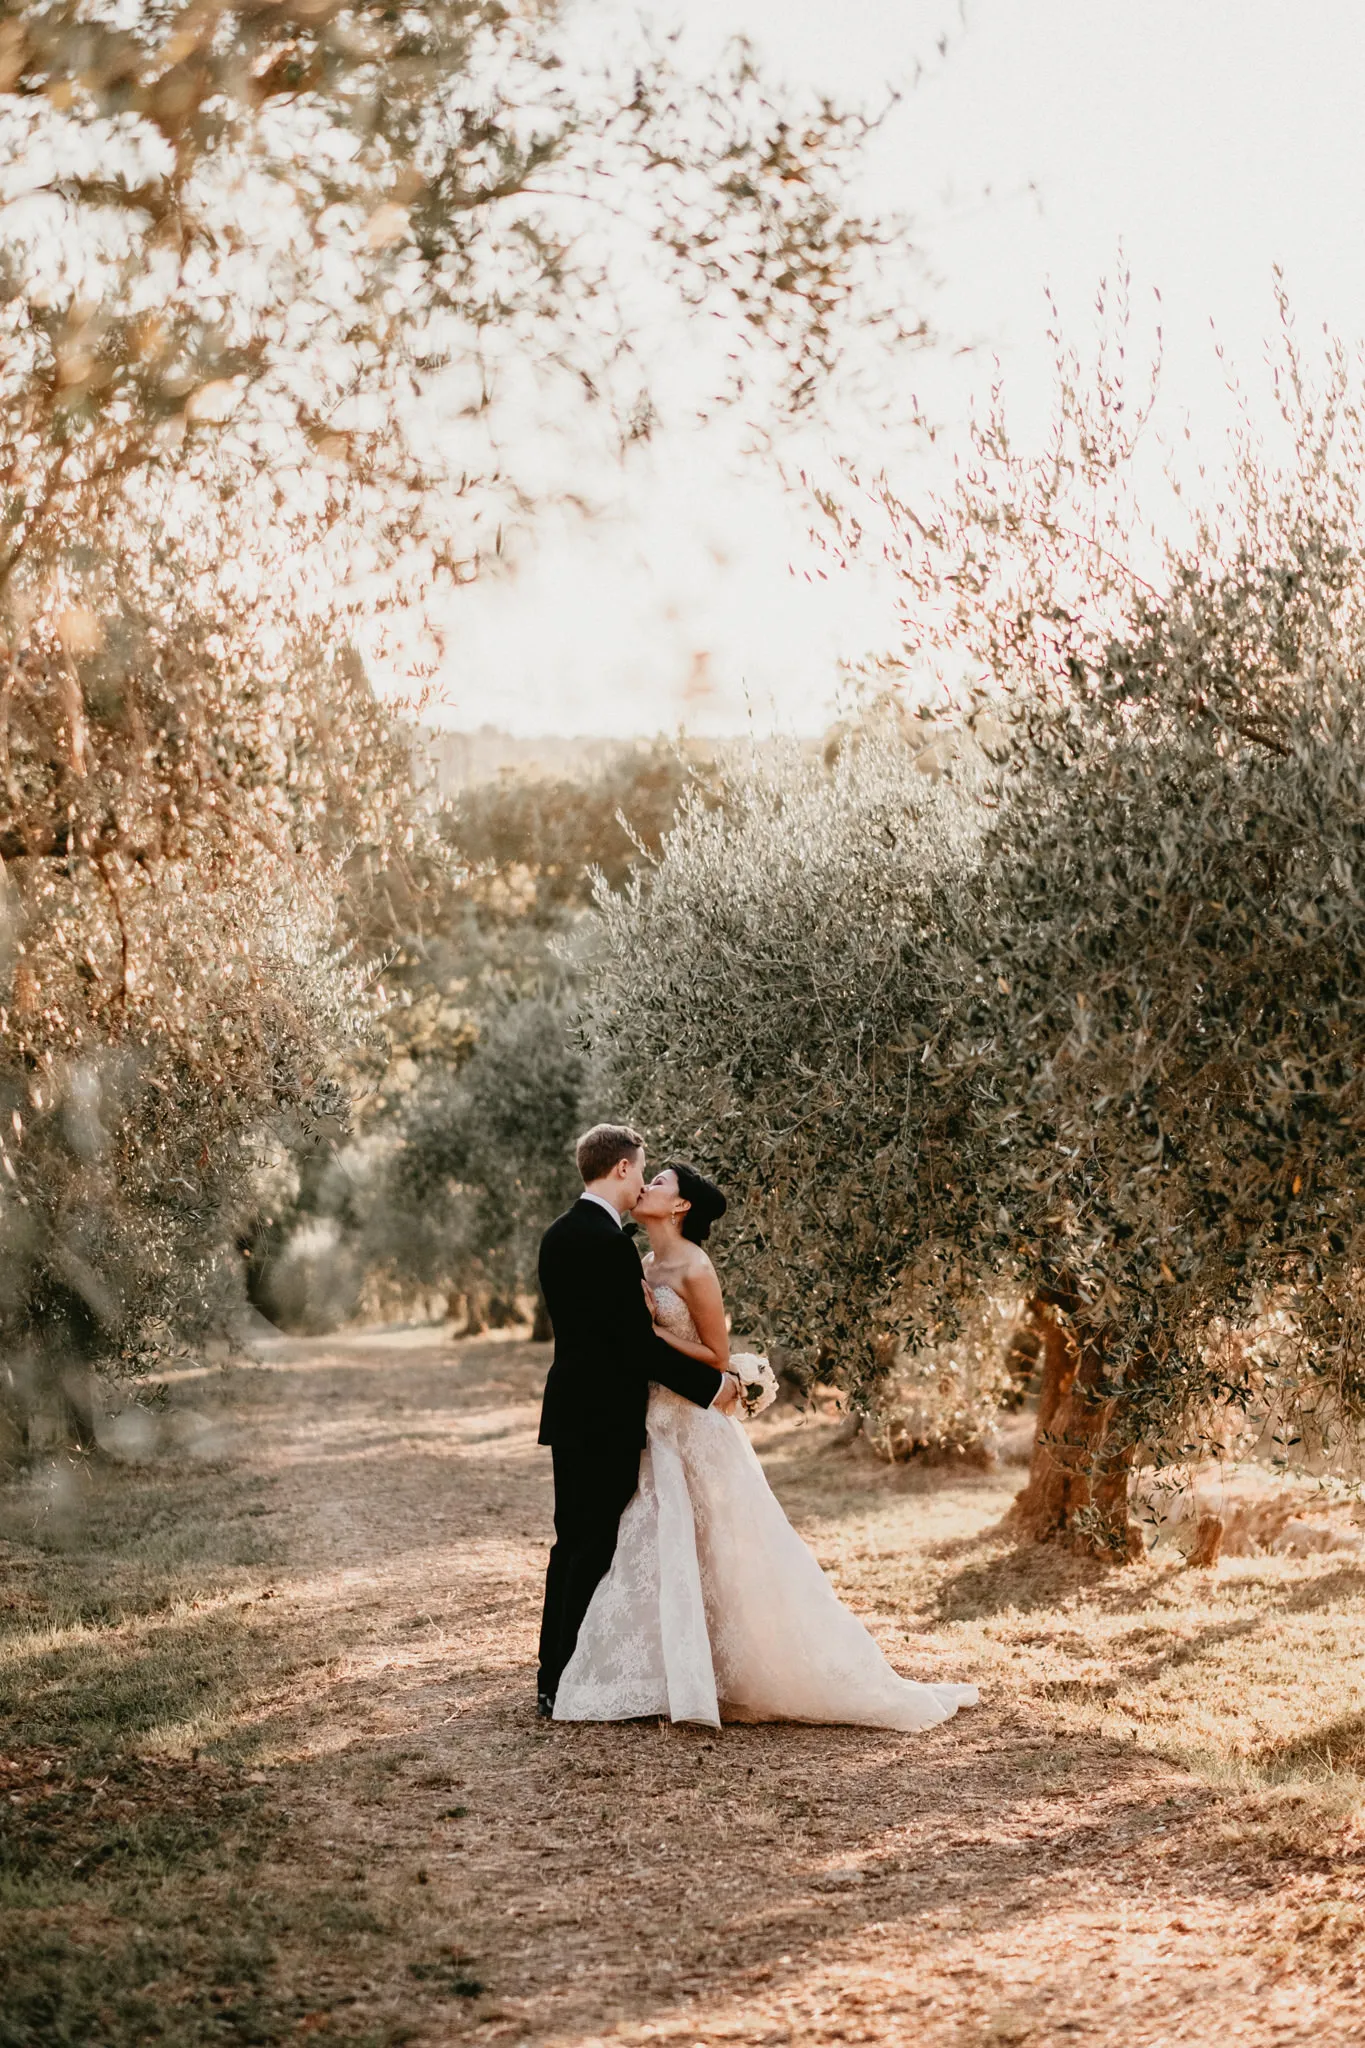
[{"xmin": 2, "ymin": 1329, "xmax": 1364, "ymax": 2046}]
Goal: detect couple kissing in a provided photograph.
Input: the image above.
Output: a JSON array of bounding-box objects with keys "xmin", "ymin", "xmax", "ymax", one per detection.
[{"xmin": 534, "ymin": 1123, "xmax": 979, "ymax": 1733}]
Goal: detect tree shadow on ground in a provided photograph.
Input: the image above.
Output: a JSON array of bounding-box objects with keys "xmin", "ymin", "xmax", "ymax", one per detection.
[
  {"xmin": 1, "ymin": 1595, "xmax": 322, "ymax": 1757},
  {"xmin": 1256, "ymin": 1709, "xmax": 1365, "ymax": 1777},
  {"xmin": 1034, "ymin": 1614, "xmax": 1265, "ymax": 1707},
  {"xmin": 929, "ymin": 1519, "xmax": 1365, "ymax": 1629},
  {"xmin": 755, "ymin": 1428, "xmax": 1011, "ymax": 1528},
  {"xmin": 415, "ymin": 1686, "xmax": 1339, "ymax": 2048},
  {"xmin": 239, "ymin": 1329, "xmax": 547, "ymax": 1406},
  {"xmin": 929, "ymin": 1529, "xmax": 1167, "ymax": 1621},
  {"xmin": 1278, "ymin": 1563, "xmax": 1365, "ymax": 1614}
]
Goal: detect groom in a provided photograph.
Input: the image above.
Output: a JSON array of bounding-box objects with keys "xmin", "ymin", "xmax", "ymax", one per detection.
[{"xmin": 534, "ymin": 1122, "xmax": 740, "ymax": 1717}]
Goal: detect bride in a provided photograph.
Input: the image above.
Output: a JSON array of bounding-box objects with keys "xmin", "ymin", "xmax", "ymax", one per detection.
[{"xmin": 553, "ymin": 1162, "xmax": 979, "ymax": 1731}]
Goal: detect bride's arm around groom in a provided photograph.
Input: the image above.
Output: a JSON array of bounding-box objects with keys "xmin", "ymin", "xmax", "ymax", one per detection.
[{"xmin": 536, "ymin": 1202, "xmax": 725, "ymax": 1450}]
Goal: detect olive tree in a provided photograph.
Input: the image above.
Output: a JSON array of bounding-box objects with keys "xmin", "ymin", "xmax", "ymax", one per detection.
[
  {"xmin": 390, "ymin": 998, "xmax": 586, "ymax": 1335},
  {"xmin": 378, "ymin": 744, "xmax": 723, "ymax": 1330},
  {"xmin": 0, "ymin": 479, "xmax": 417, "ymax": 1436},
  {"xmin": 855, "ymin": 297, "xmax": 1365, "ymax": 1551},
  {"xmin": 584, "ymin": 725, "xmax": 988, "ymax": 1409},
  {"xmin": 591, "ymin": 297, "xmax": 1365, "ymax": 1552},
  {"xmin": 245, "ymin": 741, "xmax": 725, "ymax": 1332}
]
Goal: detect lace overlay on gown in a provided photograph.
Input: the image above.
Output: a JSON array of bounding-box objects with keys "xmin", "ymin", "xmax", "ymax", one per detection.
[{"xmin": 553, "ymin": 1285, "xmax": 979, "ymax": 1731}]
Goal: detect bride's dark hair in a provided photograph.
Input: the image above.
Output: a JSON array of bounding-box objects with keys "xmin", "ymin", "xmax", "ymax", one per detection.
[{"xmin": 665, "ymin": 1162, "xmax": 727, "ymax": 1244}]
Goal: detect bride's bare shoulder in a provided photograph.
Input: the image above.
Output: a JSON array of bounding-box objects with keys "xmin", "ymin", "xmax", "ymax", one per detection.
[{"xmin": 679, "ymin": 1245, "xmax": 718, "ymax": 1285}]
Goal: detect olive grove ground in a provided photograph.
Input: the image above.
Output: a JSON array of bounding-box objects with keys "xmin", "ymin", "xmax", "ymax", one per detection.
[{"xmin": 2, "ymin": 1327, "xmax": 1364, "ymax": 2047}]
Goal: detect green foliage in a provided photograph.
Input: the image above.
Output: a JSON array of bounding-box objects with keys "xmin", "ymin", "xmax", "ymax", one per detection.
[
  {"xmin": 366, "ymin": 749, "xmax": 718, "ymax": 1315},
  {"xmin": 862, "ymin": 304, "xmax": 1365, "ymax": 1477},
  {"xmin": 393, "ymin": 997, "xmax": 587, "ymax": 1308},
  {"xmin": 448, "ymin": 742, "xmax": 722, "ymax": 919},
  {"xmin": 586, "ymin": 727, "xmax": 982, "ymax": 1393},
  {"xmin": 845, "ymin": 301, "xmax": 1365, "ymax": 1490},
  {"xmin": 0, "ymin": 522, "xmax": 405, "ymax": 1425},
  {"xmin": 426, "ymin": 740, "xmax": 722, "ymax": 1012},
  {"xmin": 249, "ymin": 742, "xmax": 718, "ymax": 1325},
  {"xmin": 592, "ymin": 305, "xmax": 1365, "ymax": 1495},
  {"xmin": 0, "ymin": 4, "xmax": 910, "ymax": 1404}
]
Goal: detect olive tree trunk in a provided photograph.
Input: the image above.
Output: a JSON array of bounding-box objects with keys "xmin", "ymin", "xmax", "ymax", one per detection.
[{"xmin": 1009, "ymin": 1297, "xmax": 1140, "ymax": 1559}]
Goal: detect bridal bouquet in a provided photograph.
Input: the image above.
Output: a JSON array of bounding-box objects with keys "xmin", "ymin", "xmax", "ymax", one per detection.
[{"xmin": 730, "ymin": 1352, "xmax": 778, "ymax": 1419}]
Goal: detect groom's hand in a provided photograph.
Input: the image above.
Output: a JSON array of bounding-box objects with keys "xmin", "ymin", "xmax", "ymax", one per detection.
[{"xmin": 713, "ymin": 1372, "xmax": 741, "ymax": 1416}]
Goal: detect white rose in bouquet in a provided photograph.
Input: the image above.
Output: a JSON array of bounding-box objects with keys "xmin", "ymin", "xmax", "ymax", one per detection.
[{"xmin": 730, "ymin": 1352, "xmax": 778, "ymax": 1419}]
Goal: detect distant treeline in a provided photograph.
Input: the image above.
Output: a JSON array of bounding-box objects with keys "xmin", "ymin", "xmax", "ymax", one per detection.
[{"xmin": 245, "ymin": 737, "xmax": 728, "ymax": 1340}]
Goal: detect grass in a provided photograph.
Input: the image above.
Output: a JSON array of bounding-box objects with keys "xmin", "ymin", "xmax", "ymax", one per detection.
[
  {"xmin": 770, "ymin": 1425, "xmax": 1365, "ymax": 1805},
  {"xmin": 0, "ymin": 1415, "xmax": 421, "ymax": 2045},
  {"xmin": 2, "ymin": 1330, "xmax": 1364, "ymax": 2046}
]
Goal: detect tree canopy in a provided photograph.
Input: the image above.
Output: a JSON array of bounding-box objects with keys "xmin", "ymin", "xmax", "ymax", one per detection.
[
  {"xmin": 591, "ymin": 308, "xmax": 1365, "ymax": 1551},
  {"xmin": 0, "ymin": 2, "xmax": 910, "ymax": 1430},
  {"xmin": 585, "ymin": 726, "xmax": 982, "ymax": 1388}
]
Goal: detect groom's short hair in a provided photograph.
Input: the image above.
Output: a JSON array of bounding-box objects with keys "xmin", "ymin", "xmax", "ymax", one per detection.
[{"xmin": 576, "ymin": 1122, "xmax": 644, "ymax": 1183}]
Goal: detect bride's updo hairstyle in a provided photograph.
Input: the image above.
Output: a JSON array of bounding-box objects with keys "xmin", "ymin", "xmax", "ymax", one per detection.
[{"xmin": 666, "ymin": 1163, "xmax": 727, "ymax": 1244}]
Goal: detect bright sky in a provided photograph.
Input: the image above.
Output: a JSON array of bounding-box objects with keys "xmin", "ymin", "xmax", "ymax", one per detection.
[{"xmin": 432, "ymin": 0, "xmax": 1365, "ymax": 739}]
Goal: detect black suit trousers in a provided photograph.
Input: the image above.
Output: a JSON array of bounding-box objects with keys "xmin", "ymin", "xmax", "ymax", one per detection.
[{"xmin": 536, "ymin": 1434, "xmax": 641, "ymax": 1700}]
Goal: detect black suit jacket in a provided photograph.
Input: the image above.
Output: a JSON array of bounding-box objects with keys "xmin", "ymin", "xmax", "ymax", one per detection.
[{"xmin": 537, "ymin": 1198, "xmax": 724, "ymax": 1448}]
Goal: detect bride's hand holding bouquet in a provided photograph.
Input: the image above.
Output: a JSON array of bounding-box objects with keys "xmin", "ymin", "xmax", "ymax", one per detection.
[
  {"xmin": 727, "ymin": 1353, "xmax": 778, "ymax": 1419},
  {"xmin": 643, "ymin": 1277, "xmax": 774, "ymax": 1417}
]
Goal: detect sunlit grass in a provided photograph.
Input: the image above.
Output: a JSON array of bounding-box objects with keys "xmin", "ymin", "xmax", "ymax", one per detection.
[
  {"xmin": 4, "ymin": 1338, "xmax": 1365, "ymax": 2046},
  {"xmin": 758, "ymin": 1407, "xmax": 1365, "ymax": 1848}
]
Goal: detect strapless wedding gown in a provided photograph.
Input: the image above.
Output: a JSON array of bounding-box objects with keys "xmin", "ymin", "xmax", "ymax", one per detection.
[{"xmin": 553, "ymin": 1285, "xmax": 979, "ymax": 1731}]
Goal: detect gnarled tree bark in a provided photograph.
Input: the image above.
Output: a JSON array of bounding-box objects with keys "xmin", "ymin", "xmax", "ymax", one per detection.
[{"xmin": 1009, "ymin": 1292, "xmax": 1140, "ymax": 1559}]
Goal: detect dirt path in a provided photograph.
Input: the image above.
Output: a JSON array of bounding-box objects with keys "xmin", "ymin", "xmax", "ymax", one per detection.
[{"xmin": 6, "ymin": 1328, "xmax": 1365, "ymax": 2046}]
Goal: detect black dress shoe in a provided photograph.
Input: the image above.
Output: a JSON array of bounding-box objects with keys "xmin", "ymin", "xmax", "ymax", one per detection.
[{"xmin": 536, "ymin": 1692, "xmax": 556, "ymax": 1720}]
